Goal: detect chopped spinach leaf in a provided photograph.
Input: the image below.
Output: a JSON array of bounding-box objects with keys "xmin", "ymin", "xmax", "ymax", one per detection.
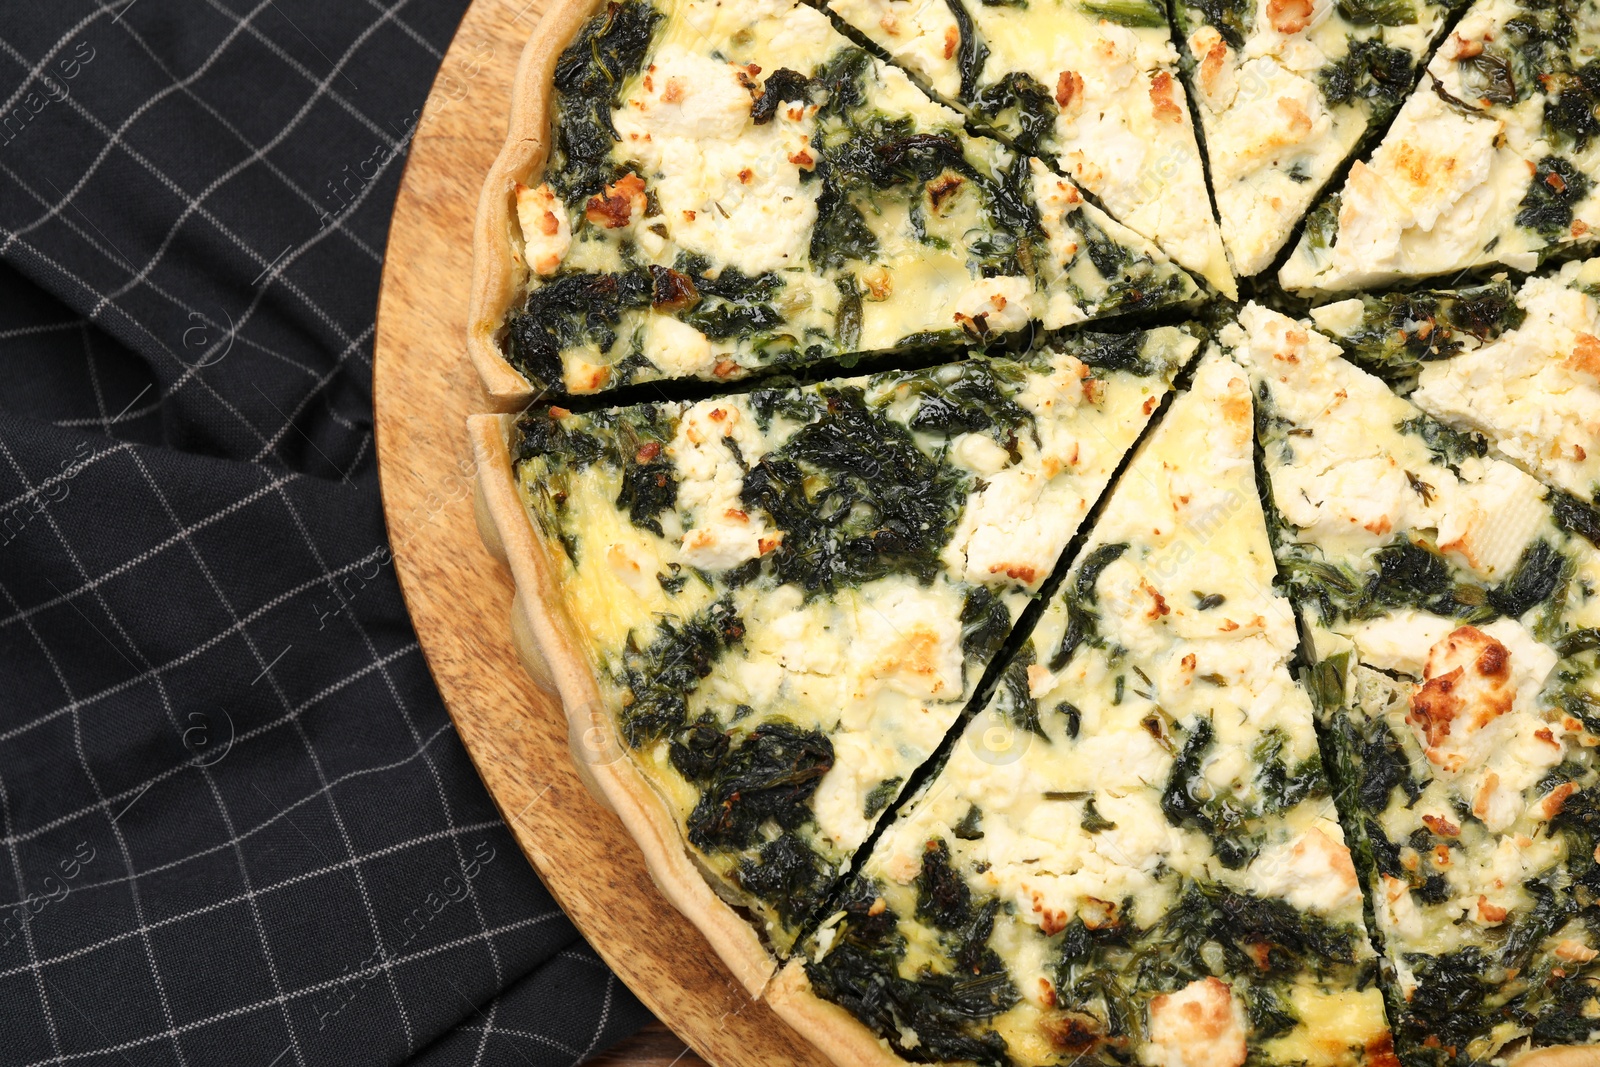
[
  {"xmin": 864, "ymin": 777, "xmax": 904, "ymax": 819},
  {"xmin": 1516, "ymin": 155, "xmax": 1591, "ymax": 239},
  {"xmin": 736, "ymin": 834, "xmax": 832, "ymax": 929},
  {"xmin": 1320, "ymin": 39, "xmax": 1414, "ymax": 111},
  {"xmin": 617, "ymin": 598, "xmax": 745, "ymax": 748},
  {"xmin": 685, "ymin": 721, "xmax": 834, "ymax": 851},
  {"xmin": 546, "ymin": 0, "xmax": 661, "ymax": 203},
  {"xmin": 740, "ymin": 387, "xmax": 965, "ymax": 592},
  {"xmin": 943, "ymin": 0, "xmax": 990, "ymax": 98},
  {"xmin": 1080, "ymin": 796, "xmax": 1116, "ymax": 833}
]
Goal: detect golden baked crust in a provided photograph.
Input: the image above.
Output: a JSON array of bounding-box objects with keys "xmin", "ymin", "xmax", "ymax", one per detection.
[{"xmin": 469, "ymin": 413, "xmax": 775, "ymax": 994}]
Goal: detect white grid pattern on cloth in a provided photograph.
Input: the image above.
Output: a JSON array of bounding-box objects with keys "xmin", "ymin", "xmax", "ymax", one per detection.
[{"xmin": 0, "ymin": 0, "xmax": 650, "ymax": 1063}]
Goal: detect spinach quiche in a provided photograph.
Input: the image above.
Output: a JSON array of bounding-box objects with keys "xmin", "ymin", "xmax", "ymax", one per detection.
[
  {"xmin": 467, "ymin": 0, "xmax": 1600, "ymax": 1062},
  {"xmin": 468, "ymin": 0, "xmax": 1200, "ymax": 400},
  {"xmin": 1309, "ymin": 259, "xmax": 1600, "ymax": 506},
  {"xmin": 769, "ymin": 349, "xmax": 1392, "ymax": 1067},
  {"xmin": 1226, "ymin": 301, "xmax": 1600, "ymax": 1065},
  {"xmin": 1278, "ymin": 0, "xmax": 1600, "ymax": 292},
  {"xmin": 821, "ymin": 0, "xmax": 1234, "ymax": 295},
  {"xmin": 1172, "ymin": 0, "xmax": 1458, "ymax": 276},
  {"xmin": 473, "ymin": 326, "xmax": 1198, "ymax": 964}
]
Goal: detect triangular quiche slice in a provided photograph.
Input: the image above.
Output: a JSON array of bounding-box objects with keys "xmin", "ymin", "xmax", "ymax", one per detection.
[
  {"xmin": 497, "ymin": 0, "xmax": 1198, "ymax": 396},
  {"xmin": 1226, "ymin": 301, "xmax": 1600, "ymax": 1064},
  {"xmin": 1278, "ymin": 0, "xmax": 1600, "ymax": 292},
  {"xmin": 1308, "ymin": 258, "xmax": 1600, "ymax": 508},
  {"xmin": 770, "ymin": 350, "xmax": 1393, "ymax": 1067},
  {"xmin": 1172, "ymin": 0, "xmax": 1459, "ymax": 276},
  {"xmin": 824, "ymin": 0, "xmax": 1235, "ymax": 295},
  {"xmin": 483, "ymin": 326, "xmax": 1198, "ymax": 961}
]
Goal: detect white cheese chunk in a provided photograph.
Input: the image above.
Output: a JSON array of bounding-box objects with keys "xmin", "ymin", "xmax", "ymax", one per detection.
[
  {"xmin": 514, "ymin": 182, "xmax": 571, "ymax": 276},
  {"xmin": 1145, "ymin": 977, "xmax": 1248, "ymax": 1067},
  {"xmin": 1247, "ymin": 826, "xmax": 1362, "ymax": 915}
]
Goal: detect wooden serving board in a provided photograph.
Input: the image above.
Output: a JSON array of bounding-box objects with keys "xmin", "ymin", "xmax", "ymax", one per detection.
[{"xmin": 371, "ymin": 3, "xmax": 831, "ymax": 1064}]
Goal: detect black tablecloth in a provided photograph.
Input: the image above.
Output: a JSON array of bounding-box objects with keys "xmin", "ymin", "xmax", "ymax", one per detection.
[{"xmin": 0, "ymin": 3, "xmax": 650, "ymax": 1063}]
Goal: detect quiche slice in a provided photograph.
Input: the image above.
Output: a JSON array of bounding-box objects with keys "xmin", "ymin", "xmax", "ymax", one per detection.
[
  {"xmin": 476, "ymin": 0, "xmax": 1199, "ymax": 399},
  {"xmin": 824, "ymin": 0, "xmax": 1235, "ymax": 295},
  {"xmin": 1278, "ymin": 0, "xmax": 1600, "ymax": 292},
  {"xmin": 1226, "ymin": 301, "xmax": 1600, "ymax": 1065},
  {"xmin": 1309, "ymin": 259, "xmax": 1600, "ymax": 507},
  {"xmin": 472, "ymin": 327, "xmax": 1199, "ymax": 972},
  {"xmin": 1173, "ymin": 0, "xmax": 1457, "ymax": 276},
  {"xmin": 769, "ymin": 351, "xmax": 1393, "ymax": 1067}
]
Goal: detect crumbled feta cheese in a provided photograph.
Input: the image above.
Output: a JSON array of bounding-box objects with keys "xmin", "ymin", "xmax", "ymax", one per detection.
[
  {"xmin": 1146, "ymin": 977, "xmax": 1249, "ymax": 1067},
  {"xmin": 515, "ymin": 182, "xmax": 571, "ymax": 275}
]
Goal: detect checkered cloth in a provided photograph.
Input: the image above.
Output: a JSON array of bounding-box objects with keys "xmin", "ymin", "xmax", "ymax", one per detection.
[{"xmin": 0, "ymin": 2, "xmax": 650, "ymax": 1064}]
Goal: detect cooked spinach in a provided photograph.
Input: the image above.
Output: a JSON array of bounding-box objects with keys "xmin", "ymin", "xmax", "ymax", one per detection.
[
  {"xmin": 953, "ymin": 804, "xmax": 985, "ymax": 840},
  {"xmin": 1328, "ymin": 280, "xmax": 1523, "ymax": 386},
  {"xmin": 1080, "ymin": 0, "xmax": 1169, "ymax": 26},
  {"xmin": 1500, "ymin": 872, "xmax": 1576, "ymax": 971},
  {"xmin": 1048, "ymin": 543, "xmax": 1127, "ymax": 670},
  {"xmin": 1397, "ymin": 948, "xmax": 1492, "ymax": 1057},
  {"xmin": 615, "ymin": 456, "xmax": 677, "ymax": 534},
  {"xmin": 1073, "ymin": 213, "xmax": 1195, "ymax": 314},
  {"xmin": 865, "ymin": 777, "xmax": 904, "ymax": 818},
  {"xmin": 740, "ymin": 386, "xmax": 965, "ymax": 592},
  {"xmin": 1242, "ymin": 983, "xmax": 1300, "ymax": 1040},
  {"xmin": 1279, "ymin": 538, "xmax": 1498, "ymax": 627},
  {"xmin": 943, "ymin": 0, "xmax": 990, "ymax": 98},
  {"xmin": 1190, "ymin": 0, "xmax": 1253, "ymax": 50},
  {"xmin": 1336, "ymin": 0, "xmax": 1417, "ymax": 25},
  {"xmin": 1160, "ymin": 718, "xmax": 1258, "ymax": 868},
  {"xmin": 617, "ymin": 598, "xmax": 745, "ymax": 747},
  {"xmin": 1516, "ymin": 155, "xmax": 1592, "ymax": 239},
  {"xmin": 1163, "ymin": 882, "xmax": 1358, "ymax": 974},
  {"xmin": 675, "ymin": 257, "xmax": 787, "ymax": 340},
  {"xmin": 1396, "ymin": 413, "xmax": 1489, "ymax": 470},
  {"xmin": 1546, "ymin": 60, "xmax": 1600, "ymax": 147},
  {"xmin": 1319, "ymin": 39, "xmax": 1415, "ymax": 111},
  {"xmin": 996, "ymin": 647, "xmax": 1045, "ymax": 738},
  {"xmin": 1075, "ymin": 543, "xmax": 1128, "ymax": 604},
  {"xmin": 806, "ymin": 879, "xmax": 1016, "ymax": 1065},
  {"xmin": 545, "ymin": 0, "xmax": 661, "ymax": 203},
  {"xmin": 750, "ymin": 67, "xmax": 812, "ymax": 125},
  {"xmin": 1080, "ymin": 796, "xmax": 1116, "ymax": 833},
  {"xmin": 811, "ymin": 46, "xmax": 872, "ymax": 120},
  {"xmin": 685, "ymin": 721, "xmax": 834, "ymax": 851},
  {"xmin": 1462, "ymin": 50, "xmax": 1519, "ymax": 106},
  {"xmin": 960, "ymin": 586, "xmax": 1013, "ymax": 661},
  {"xmin": 1252, "ymin": 729, "xmax": 1327, "ymax": 813},
  {"xmin": 971, "ymin": 72, "xmax": 1055, "ymax": 156},
  {"xmin": 1074, "ymin": 331, "xmax": 1158, "ymax": 376},
  {"xmin": 1301, "ymin": 194, "xmax": 1341, "ymax": 251},
  {"xmin": 514, "ymin": 410, "xmax": 607, "ymax": 468},
  {"xmin": 1488, "ymin": 539, "xmax": 1571, "ymax": 618},
  {"xmin": 834, "ymin": 275, "xmax": 864, "ymax": 351},
  {"xmin": 1528, "ymin": 974, "xmax": 1600, "ymax": 1043},
  {"xmin": 668, "ymin": 713, "xmax": 730, "ymax": 783},
  {"xmin": 506, "ymin": 270, "xmax": 652, "ymax": 390},
  {"xmin": 902, "ymin": 360, "xmax": 1032, "ymax": 441},
  {"xmin": 916, "ymin": 837, "xmax": 973, "ymax": 929},
  {"xmin": 1552, "ymin": 489, "xmax": 1600, "ymax": 547},
  {"xmin": 1355, "ymin": 716, "xmax": 1428, "ymax": 811},
  {"xmin": 736, "ymin": 833, "xmax": 832, "ymax": 929},
  {"xmin": 811, "ymin": 186, "xmax": 880, "ymax": 269}
]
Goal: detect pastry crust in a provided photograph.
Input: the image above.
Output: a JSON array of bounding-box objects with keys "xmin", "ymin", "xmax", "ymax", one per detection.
[
  {"xmin": 1508, "ymin": 1048, "xmax": 1600, "ymax": 1067},
  {"xmin": 465, "ymin": 0, "xmax": 604, "ymax": 409},
  {"xmin": 469, "ymin": 413, "xmax": 776, "ymax": 995},
  {"xmin": 767, "ymin": 959, "xmax": 914, "ymax": 1067}
]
